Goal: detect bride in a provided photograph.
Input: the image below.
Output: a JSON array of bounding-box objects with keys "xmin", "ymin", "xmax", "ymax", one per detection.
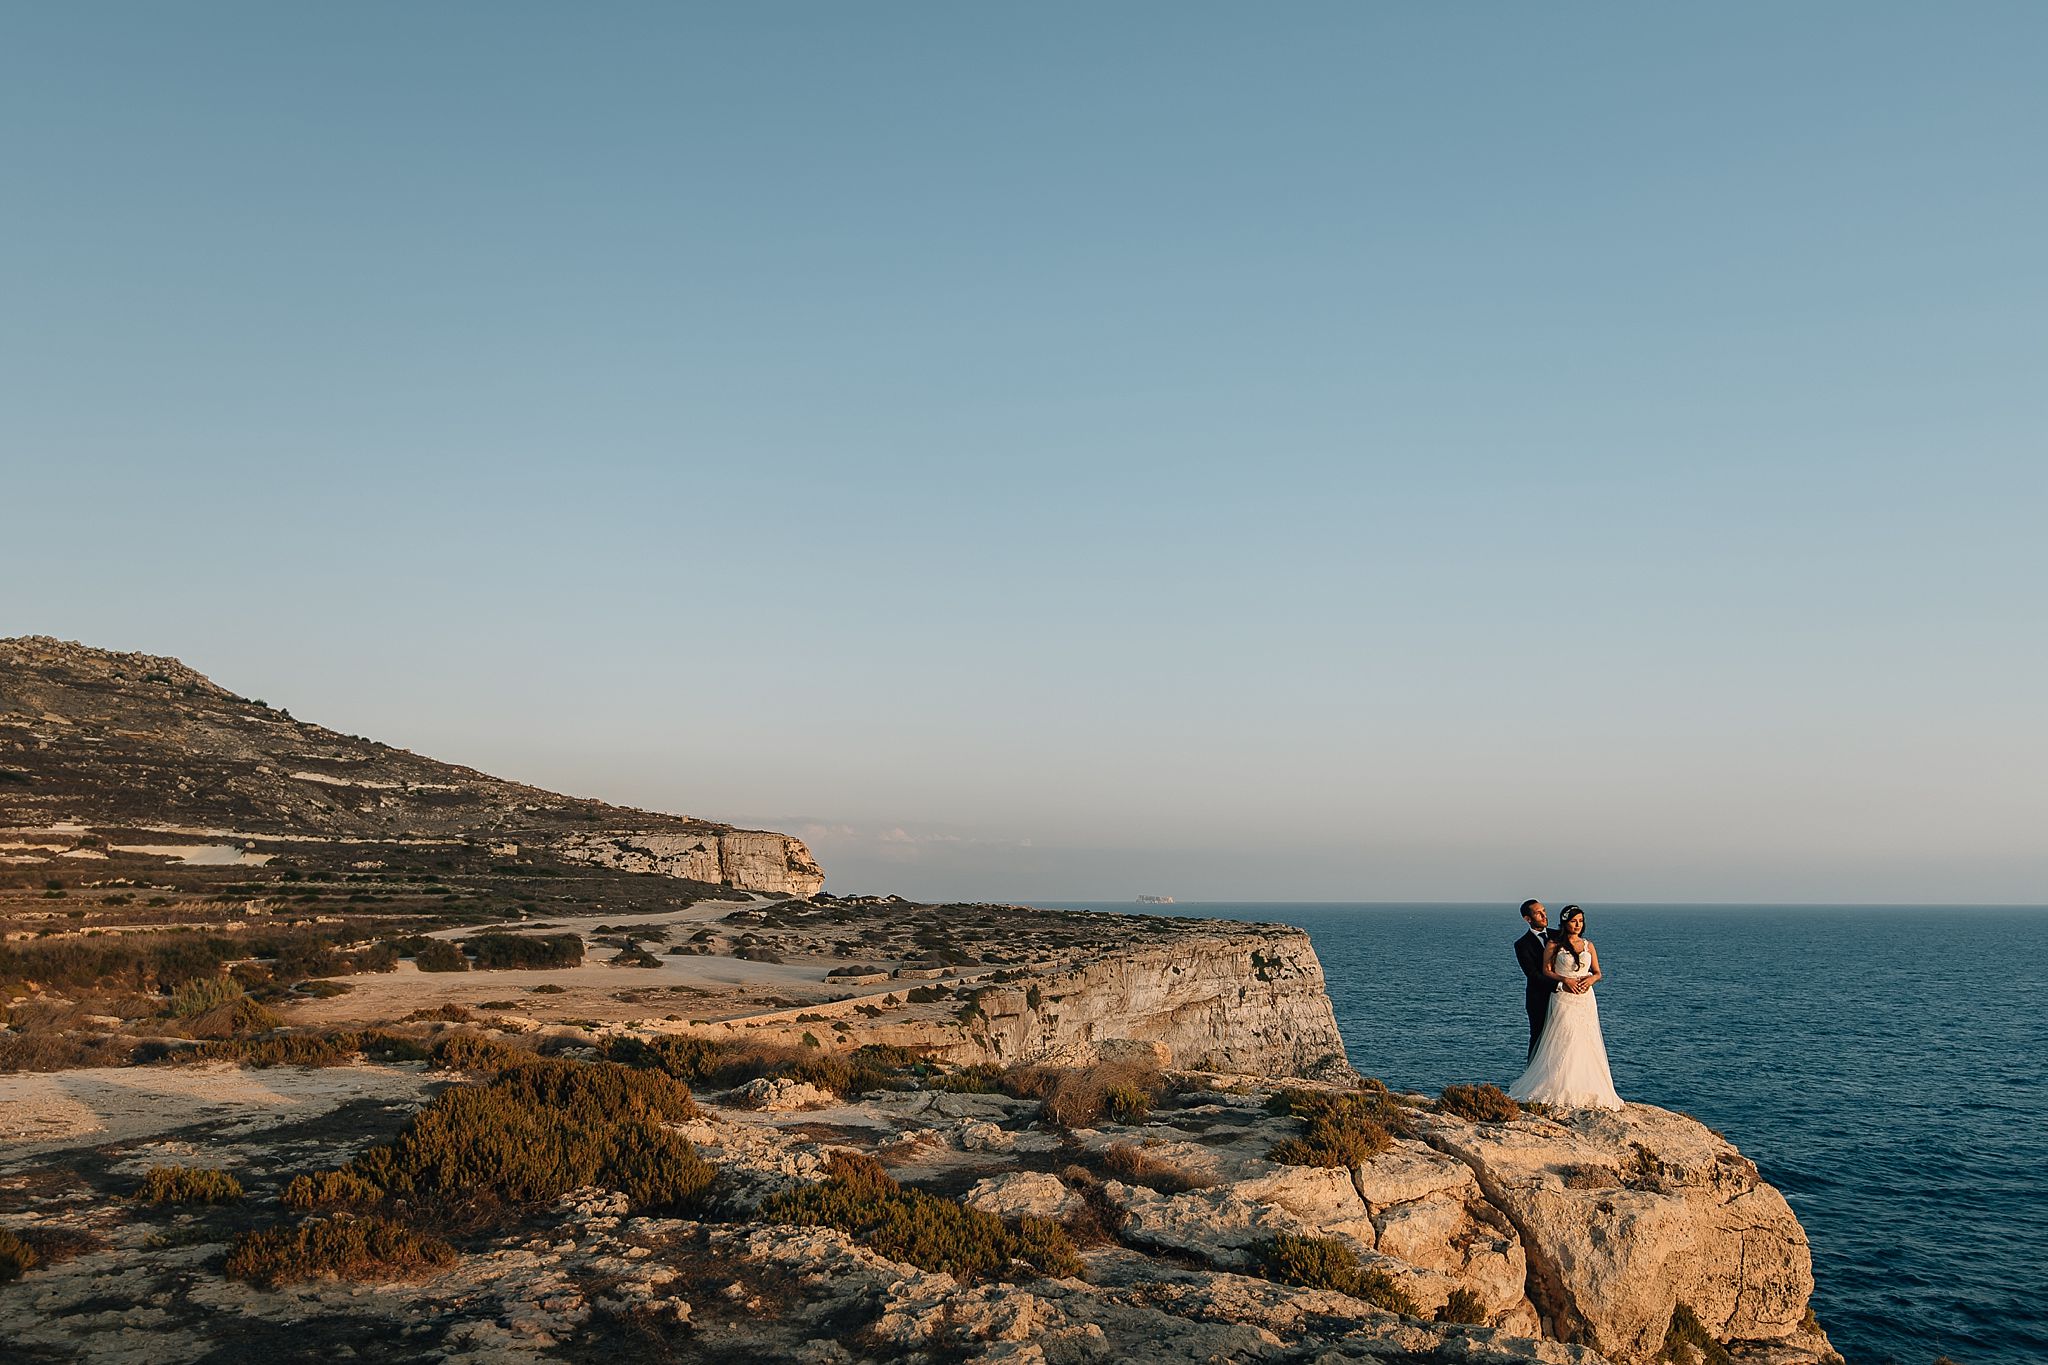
[{"xmin": 1508, "ymin": 905, "xmax": 1624, "ymax": 1110}]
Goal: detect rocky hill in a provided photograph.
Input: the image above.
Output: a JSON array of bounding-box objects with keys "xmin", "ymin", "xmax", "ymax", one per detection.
[{"xmin": 0, "ymin": 637, "xmax": 822, "ymax": 896}]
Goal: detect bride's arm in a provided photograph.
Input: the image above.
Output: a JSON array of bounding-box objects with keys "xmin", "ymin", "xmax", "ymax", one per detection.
[{"xmin": 1583, "ymin": 941, "xmax": 1602, "ymax": 988}]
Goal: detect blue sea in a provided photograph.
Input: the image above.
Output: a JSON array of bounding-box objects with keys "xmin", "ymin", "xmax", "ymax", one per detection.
[{"xmin": 1039, "ymin": 902, "xmax": 2048, "ymax": 1365}]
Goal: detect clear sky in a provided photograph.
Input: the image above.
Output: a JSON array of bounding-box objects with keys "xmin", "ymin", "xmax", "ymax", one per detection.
[{"xmin": 4, "ymin": 5, "xmax": 2043, "ymax": 903}]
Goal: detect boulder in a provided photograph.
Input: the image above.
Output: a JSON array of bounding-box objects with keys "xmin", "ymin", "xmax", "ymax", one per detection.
[
  {"xmin": 1411, "ymin": 1103, "xmax": 1826, "ymax": 1362},
  {"xmin": 963, "ymin": 1172, "xmax": 1088, "ymax": 1221},
  {"xmin": 728, "ymin": 1077, "xmax": 835, "ymax": 1111}
]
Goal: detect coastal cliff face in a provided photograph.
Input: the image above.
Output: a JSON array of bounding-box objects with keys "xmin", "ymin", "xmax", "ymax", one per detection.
[
  {"xmin": 555, "ymin": 830, "xmax": 825, "ymax": 898},
  {"xmin": 0, "ymin": 636, "xmax": 822, "ymax": 896},
  {"xmin": 712, "ymin": 915, "xmax": 1353, "ymax": 1081},
  {"xmin": 964, "ymin": 927, "xmax": 1350, "ymax": 1077}
]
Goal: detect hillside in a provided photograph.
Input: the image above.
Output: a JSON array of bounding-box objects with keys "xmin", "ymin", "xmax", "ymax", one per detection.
[{"xmin": 0, "ymin": 636, "xmax": 822, "ymax": 895}]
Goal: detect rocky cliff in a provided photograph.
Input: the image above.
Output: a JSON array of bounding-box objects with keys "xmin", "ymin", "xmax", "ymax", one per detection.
[{"xmin": 0, "ymin": 636, "xmax": 823, "ymax": 896}]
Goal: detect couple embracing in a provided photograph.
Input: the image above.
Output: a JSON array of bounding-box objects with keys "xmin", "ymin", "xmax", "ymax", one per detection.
[{"xmin": 1509, "ymin": 899, "xmax": 1624, "ymax": 1111}]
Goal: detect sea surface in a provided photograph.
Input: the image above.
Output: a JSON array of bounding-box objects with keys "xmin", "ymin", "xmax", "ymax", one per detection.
[{"xmin": 1038, "ymin": 902, "xmax": 2048, "ymax": 1365}]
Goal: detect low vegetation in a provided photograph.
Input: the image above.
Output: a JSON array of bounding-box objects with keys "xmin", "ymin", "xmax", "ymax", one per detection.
[
  {"xmin": 136, "ymin": 1165, "xmax": 243, "ymax": 1205},
  {"xmin": 1099, "ymin": 1141, "xmax": 1212, "ymax": 1194},
  {"xmin": 761, "ymin": 1151, "xmax": 1082, "ymax": 1282},
  {"xmin": 1436, "ymin": 1286, "xmax": 1487, "ymax": 1324},
  {"xmin": 281, "ymin": 1169, "xmax": 384, "ymax": 1212},
  {"xmin": 1253, "ymin": 1233, "xmax": 1418, "ymax": 1316},
  {"xmin": 1436, "ymin": 1083, "xmax": 1519, "ymax": 1124},
  {"xmin": 609, "ymin": 1036, "xmax": 922, "ymax": 1100},
  {"xmin": 225, "ymin": 1216, "xmax": 456, "ymax": 1286},
  {"xmin": 304, "ymin": 1059, "xmax": 711, "ymax": 1214},
  {"xmin": 1659, "ymin": 1302, "xmax": 1733, "ymax": 1365},
  {"xmin": 1265, "ymin": 1088, "xmax": 1396, "ymax": 1166},
  {"xmin": 463, "ymin": 932, "xmax": 583, "ymax": 969},
  {"xmin": 0, "ymin": 1228, "xmax": 35, "ymax": 1283},
  {"xmin": 1006, "ymin": 1060, "xmax": 1161, "ymax": 1128},
  {"xmin": 180, "ymin": 1027, "xmax": 427, "ymax": 1068}
]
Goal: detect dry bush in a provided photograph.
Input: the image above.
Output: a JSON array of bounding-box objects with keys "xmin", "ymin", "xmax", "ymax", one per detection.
[
  {"xmin": 1254, "ymin": 1233, "xmax": 1417, "ymax": 1315},
  {"xmin": 282, "ymin": 1169, "xmax": 383, "ymax": 1212},
  {"xmin": 0, "ymin": 1228, "xmax": 35, "ymax": 1283},
  {"xmin": 334, "ymin": 1059, "xmax": 711, "ymax": 1214},
  {"xmin": 1266, "ymin": 1090, "xmax": 1394, "ymax": 1168},
  {"xmin": 13, "ymin": 1226, "xmax": 106, "ymax": 1268},
  {"xmin": 0, "ymin": 1028, "xmax": 137, "ymax": 1072},
  {"xmin": 180, "ymin": 1028, "xmax": 425, "ymax": 1068},
  {"xmin": 179, "ymin": 996, "xmax": 284, "ymax": 1040},
  {"xmin": 404, "ymin": 1004, "xmax": 473, "ymax": 1023},
  {"xmin": 428, "ymin": 1031, "xmax": 524, "ymax": 1072},
  {"xmin": 411, "ymin": 940, "xmax": 468, "ymax": 972},
  {"xmin": 1660, "ymin": 1301, "xmax": 1733, "ymax": 1365},
  {"xmin": 610, "ymin": 1035, "xmax": 913, "ymax": 1099},
  {"xmin": 224, "ymin": 1215, "xmax": 456, "ymax": 1286},
  {"xmin": 761, "ymin": 1151, "xmax": 1082, "ymax": 1282},
  {"xmin": 137, "ymin": 1165, "xmax": 243, "ymax": 1205},
  {"xmin": 464, "ymin": 933, "xmax": 583, "ymax": 969},
  {"xmin": 1099, "ymin": 1142, "xmax": 1212, "ymax": 1194},
  {"xmin": 925, "ymin": 1062, "xmax": 1005, "ymax": 1093},
  {"xmin": 1436, "ymin": 1084, "xmax": 1519, "ymax": 1124},
  {"xmin": 167, "ymin": 974, "xmax": 243, "ymax": 1017},
  {"xmin": 1029, "ymin": 1062, "xmax": 1162, "ymax": 1129},
  {"xmin": 1437, "ymin": 1286, "xmax": 1487, "ymax": 1324}
]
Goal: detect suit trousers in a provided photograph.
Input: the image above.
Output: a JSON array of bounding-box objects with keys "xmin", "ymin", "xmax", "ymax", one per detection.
[{"xmin": 1525, "ymin": 983, "xmax": 1553, "ymax": 1060}]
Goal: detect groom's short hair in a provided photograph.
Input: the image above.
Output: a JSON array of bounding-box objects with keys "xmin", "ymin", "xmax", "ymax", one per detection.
[{"xmin": 1519, "ymin": 899, "xmax": 1542, "ymax": 917}]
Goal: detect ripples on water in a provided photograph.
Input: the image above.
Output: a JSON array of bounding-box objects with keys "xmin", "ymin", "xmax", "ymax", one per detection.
[{"xmin": 1043, "ymin": 902, "xmax": 2048, "ymax": 1365}]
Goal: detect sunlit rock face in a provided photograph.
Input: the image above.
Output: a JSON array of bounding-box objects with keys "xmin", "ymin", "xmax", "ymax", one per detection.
[{"xmin": 553, "ymin": 829, "xmax": 824, "ymax": 897}]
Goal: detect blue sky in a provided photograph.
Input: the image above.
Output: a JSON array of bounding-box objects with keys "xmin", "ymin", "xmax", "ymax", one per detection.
[{"xmin": 3, "ymin": 5, "xmax": 2043, "ymax": 902}]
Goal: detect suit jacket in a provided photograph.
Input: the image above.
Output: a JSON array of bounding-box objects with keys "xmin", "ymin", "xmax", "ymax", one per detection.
[{"xmin": 1515, "ymin": 929, "xmax": 1556, "ymax": 992}]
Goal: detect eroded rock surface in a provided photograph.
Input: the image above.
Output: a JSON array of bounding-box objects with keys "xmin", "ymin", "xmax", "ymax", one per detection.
[
  {"xmin": 0, "ymin": 1058, "xmax": 1836, "ymax": 1365},
  {"xmin": 1408, "ymin": 1104, "xmax": 1832, "ymax": 1364}
]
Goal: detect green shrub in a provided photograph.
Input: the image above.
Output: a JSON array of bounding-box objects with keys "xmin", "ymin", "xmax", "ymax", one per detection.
[
  {"xmin": 1660, "ymin": 1302, "xmax": 1732, "ymax": 1365},
  {"xmin": 464, "ymin": 933, "xmax": 583, "ymax": 969},
  {"xmin": 1254, "ymin": 1233, "xmax": 1417, "ymax": 1315},
  {"xmin": 335, "ymin": 1060, "xmax": 711, "ymax": 1214},
  {"xmin": 1437, "ymin": 1286, "xmax": 1487, "ymax": 1324},
  {"xmin": 281, "ymin": 1169, "xmax": 383, "ymax": 1211},
  {"xmin": 1267, "ymin": 1091, "xmax": 1393, "ymax": 1168},
  {"xmin": 1437, "ymin": 1084, "xmax": 1519, "ymax": 1124},
  {"xmin": 224, "ymin": 1215, "xmax": 456, "ymax": 1286},
  {"xmin": 761, "ymin": 1151, "xmax": 1081, "ymax": 1283},
  {"xmin": 0, "ymin": 1227, "xmax": 37, "ymax": 1282},
  {"xmin": 137, "ymin": 1165, "xmax": 243, "ymax": 1205}
]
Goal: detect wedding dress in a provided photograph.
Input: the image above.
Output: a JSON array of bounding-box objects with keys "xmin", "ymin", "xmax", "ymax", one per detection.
[{"xmin": 1508, "ymin": 944, "xmax": 1624, "ymax": 1110}]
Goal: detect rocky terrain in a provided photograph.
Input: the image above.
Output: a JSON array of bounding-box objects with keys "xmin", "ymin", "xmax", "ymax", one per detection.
[
  {"xmin": 0, "ymin": 1041, "xmax": 1835, "ymax": 1365},
  {"xmin": 0, "ymin": 639, "xmax": 1840, "ymax": 1365}
]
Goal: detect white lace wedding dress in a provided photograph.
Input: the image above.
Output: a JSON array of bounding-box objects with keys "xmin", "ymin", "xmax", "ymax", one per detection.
[{"xmin": 1508, "ymin": 944, "xmax": 1624, "ymax": 1110}]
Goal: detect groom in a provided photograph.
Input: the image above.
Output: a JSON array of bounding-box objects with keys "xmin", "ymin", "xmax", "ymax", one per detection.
[{"xmin": 1514, "ymin": 899, "xmax": 1555, "ymax": 1059}]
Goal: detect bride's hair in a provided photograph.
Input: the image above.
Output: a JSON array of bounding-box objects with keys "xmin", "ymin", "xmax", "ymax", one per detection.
[{"xmin": 1558, "ymin": 906, "xmax": 1587, "ymax": 964}]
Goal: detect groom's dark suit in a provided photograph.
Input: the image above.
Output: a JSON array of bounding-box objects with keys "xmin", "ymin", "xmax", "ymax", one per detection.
[{"xmin": 1515, "ymin": 928, "xmax": 1556, "ymax": 1060}]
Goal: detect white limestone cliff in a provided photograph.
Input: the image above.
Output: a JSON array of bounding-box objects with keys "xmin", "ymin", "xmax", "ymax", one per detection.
[{"xmin": 552, "ymin": 829, "xmax": 826, "ymax": 897}]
